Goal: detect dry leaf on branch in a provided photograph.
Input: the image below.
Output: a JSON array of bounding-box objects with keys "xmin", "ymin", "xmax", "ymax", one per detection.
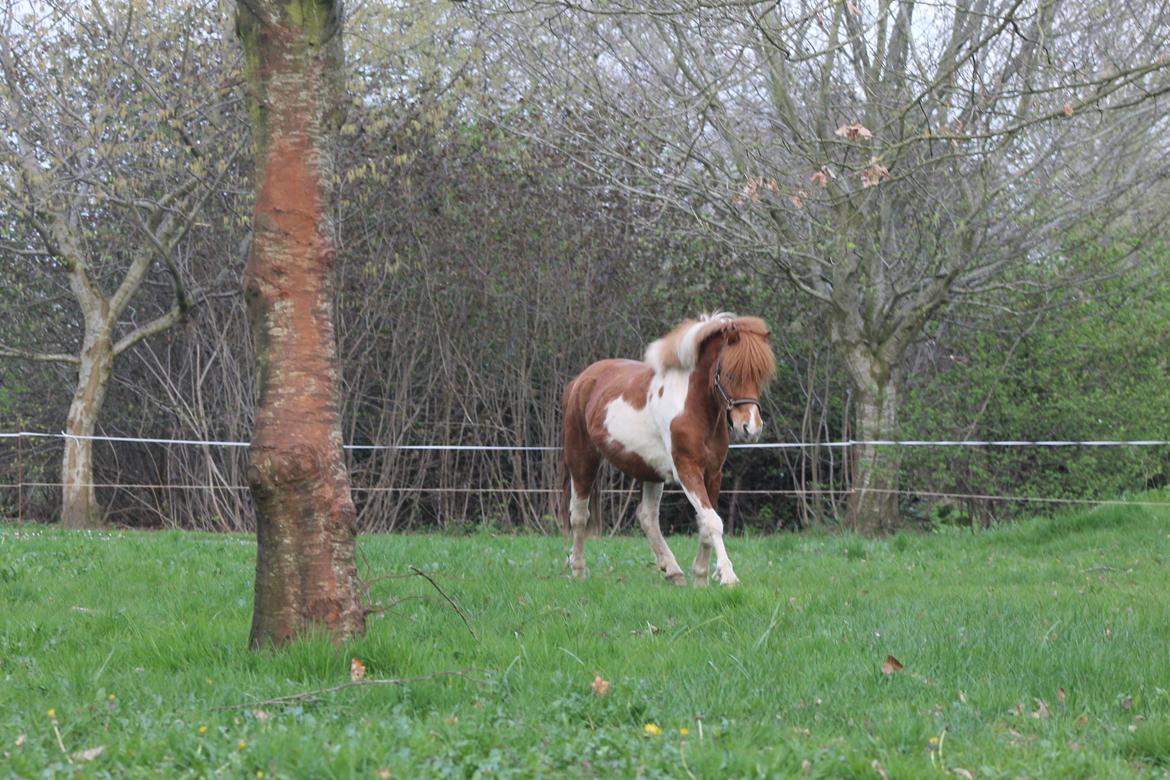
[
  {"xmin": 810, "ymin": 167, "xmax": 836, "ymax": 188},
  {"xmin": 835, "ymin": 121, "xmax": 873, "ymax": 140},
  {"xmin": 861, "ymin": 161, "xmax": 890, "ymax": 188},
  {"xmin": 881, "ymin": 655, "xmax": 904, "ymax": 675},
  {"xmin": 1063, "ymin": 102, "xmax": 1074, "ymax": 117}
]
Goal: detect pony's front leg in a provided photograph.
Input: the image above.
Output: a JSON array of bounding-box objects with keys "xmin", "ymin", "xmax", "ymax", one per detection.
[{"xmin": 677, "ymin": 465, "xmax": 739, "ymax": 587}]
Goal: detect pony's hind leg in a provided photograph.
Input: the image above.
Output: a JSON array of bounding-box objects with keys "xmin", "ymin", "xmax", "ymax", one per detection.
[
  {"xmin": 637, "ymin": 482, "xmax": 685, "ymax": 585},
  {"xmin": 567, "ymin": 477, "xmax": 592, "ymax": 577},
  {"xmin": 565, "ymin": 449, "xmax": 600, "ymax": 577}
]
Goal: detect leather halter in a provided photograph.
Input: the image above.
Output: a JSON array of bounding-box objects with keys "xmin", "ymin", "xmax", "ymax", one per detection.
[{"xmin": 713, "ymin": 367, "xmax": 760, "ymax": 414}]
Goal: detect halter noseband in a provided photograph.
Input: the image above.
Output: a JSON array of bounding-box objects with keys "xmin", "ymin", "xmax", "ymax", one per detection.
[{"xmin": 713, "ymin": 367, "xmax": 760, "ymax": 414}]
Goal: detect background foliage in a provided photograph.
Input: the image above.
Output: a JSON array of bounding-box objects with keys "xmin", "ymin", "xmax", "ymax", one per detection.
[{"xmin": 1, "ymin": 1, "xmax": 1168, "ymax": 533}]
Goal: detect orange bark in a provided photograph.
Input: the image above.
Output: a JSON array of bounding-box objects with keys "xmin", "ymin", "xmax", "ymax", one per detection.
[{"xmin": 238, "ymin": 0, "xmax": 364, "ymax": 648}]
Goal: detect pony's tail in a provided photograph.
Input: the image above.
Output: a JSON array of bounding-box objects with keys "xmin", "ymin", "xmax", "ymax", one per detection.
[
  {"xmin": 587, "ymin": 481, "xmax": 602, "ymax": 537},
  {"xmin": 558, "ymin": 457, "xmax": 572, "ymax": 535}
]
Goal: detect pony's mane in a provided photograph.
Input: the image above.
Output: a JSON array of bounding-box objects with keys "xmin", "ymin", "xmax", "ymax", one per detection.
[
  {"xmin": 644, "ymin": 312, "xmax": 775, "ymax": 385},
  {"xmin": 720, "ymin": 316, "xmax": 776, "ymax": 387}
]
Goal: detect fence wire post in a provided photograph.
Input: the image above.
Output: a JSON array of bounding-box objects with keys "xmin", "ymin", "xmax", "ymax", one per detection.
[{"xmin": 17, "ymin": 432, "xmax": 24, "ymax": 524}]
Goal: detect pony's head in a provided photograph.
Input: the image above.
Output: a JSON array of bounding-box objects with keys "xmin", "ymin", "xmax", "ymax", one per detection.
[
  {"xmin": 713, "ymin": 316, "xmax": 775, "ymax": 442},
  {"xmin": 645, "ymin": 312, "xmax": 777, "ymax": 442}
]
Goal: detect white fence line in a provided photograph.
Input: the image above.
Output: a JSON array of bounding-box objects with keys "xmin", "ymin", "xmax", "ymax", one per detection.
[{"xmin": 4, "ymin": 431, "xmax": 1170, "ymax": 450}]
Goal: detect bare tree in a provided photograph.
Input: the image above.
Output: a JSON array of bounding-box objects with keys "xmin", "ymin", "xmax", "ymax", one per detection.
[
  {"xmin": 0, "ymin": 1, "xmax": 240, "ymax": 528},
  {"xmin": 236, "ymin": 0, "xmax": 365, "ymax": 647},
  {"xmin": 481, "ymin": 0, "xmax": 1170, "ymax": 532}
]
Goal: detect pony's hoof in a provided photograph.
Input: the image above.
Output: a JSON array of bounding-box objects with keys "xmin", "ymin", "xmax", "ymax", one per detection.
[
  {"xmin": 717, "ymin": 571, "xmax": 741, "ymax": 587},
  {"xmin": 665, "ymin": 571, "xmax": 686, "ymax": 586}
]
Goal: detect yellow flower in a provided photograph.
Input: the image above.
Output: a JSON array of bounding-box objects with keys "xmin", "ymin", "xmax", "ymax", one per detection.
[
  {"xmin": 198, "ymin": 725, "xmax": 209, "ymax": 735},
  {"xmin": 679, "ymin": 727, "xmax": 689, "ymax": 736},
  {"xmin": 643, "ymin": 723, "xmax": 662, "ymax": 736},
  {"xmin": 256, "ymin": 772, "xmax": 265, "ymax": 779},
  {"xmin": 238, "ymin": 739, "xmax": 248, "ymax": 750},
  {"xmin": 108, "ymin": 693, "xmax": 116, "ymax": 702},
  {"xmin": 47, "ymin": 708, "xmax": 56, "ymax": 719}
]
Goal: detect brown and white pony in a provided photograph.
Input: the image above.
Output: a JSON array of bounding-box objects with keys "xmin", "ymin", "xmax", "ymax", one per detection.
[{"xmin": 560, "ymin": 313, "xmax": 776, "ymax": 586}]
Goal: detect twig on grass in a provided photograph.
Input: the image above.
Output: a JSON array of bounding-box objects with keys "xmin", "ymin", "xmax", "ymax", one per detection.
[
  {"xmin": 216, "ymin": 668, "xmax": 483, "ymax": 710},
  {"xmin": 410, "ymin": 565, "xmax": 479, "ymax": 642}
]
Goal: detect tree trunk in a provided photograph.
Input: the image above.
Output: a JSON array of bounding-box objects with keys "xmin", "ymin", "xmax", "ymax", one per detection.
[
  {"xmin": 60, "ymin": 326, "xmax": 114, "ymax": 529},
  {"xmin": 844, "ymin": 350, "xmax": 901, "ymax": 535},
  {"xmin": 237, "ymin": 0, "xmax": 365, "ymax": 648}
]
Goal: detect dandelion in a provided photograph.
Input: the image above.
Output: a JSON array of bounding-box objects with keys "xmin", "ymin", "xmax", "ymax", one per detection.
[
  {"xmin": 256, "ymin": 772, "xmax": 265, "ymax": 779},
  {"xmin": 198, "ymin": 725, "xmax": 209, "ymax": 735},
  {"xmin": 643, "ymin": 723, "xmax": 662, "ymax": 736},
  {"xmin": 679, "ymin": 727, "xmax": 689, "ymax": 736},
  {"xmin": 108, "ymin": 693, "xmax": 116, "ymax": 702},
  {"xmin": 238, "ymin": 739, "xmax": 248, "ymax": 750},
  {"xmin": 47, "ymin": 708, "xmax": 57, "ymax": 720}
]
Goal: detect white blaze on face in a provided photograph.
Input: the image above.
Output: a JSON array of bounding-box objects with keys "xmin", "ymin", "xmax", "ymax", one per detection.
[
  {"xmin": 603, "ymin": 368, "xmax": 691, "ymax": 482},
  {"xmin": 746, "ymin": 405, "xmax": 763, "ymax": 438}
]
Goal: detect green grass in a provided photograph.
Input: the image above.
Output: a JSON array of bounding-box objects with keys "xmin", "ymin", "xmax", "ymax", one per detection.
[{"xmin": 2, "ymin": 501, "xmax": 1170, "ymax": 778}]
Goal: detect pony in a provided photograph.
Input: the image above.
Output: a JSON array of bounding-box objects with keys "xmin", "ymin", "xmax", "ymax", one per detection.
[{"xmin": 559, "ymin": 312, "xmax": 776, "ymax": 586}]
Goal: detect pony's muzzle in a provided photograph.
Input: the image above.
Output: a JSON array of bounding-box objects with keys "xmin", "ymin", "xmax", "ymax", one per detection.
[{"xmin": 732, "ymin": 412, "xmax": 763, "ymax": 442}]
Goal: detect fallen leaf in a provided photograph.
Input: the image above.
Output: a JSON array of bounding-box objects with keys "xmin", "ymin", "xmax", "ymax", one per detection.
[
  {"xmin": 1121, "ymin": 694, "xmax": 1133, "ymax": 710},
  {"xmin": 835, "ymin": 121, "xmax": 873, "ymax": 140},
  {"xmin": 881, "ymin": 655, "xmax": 904, "ymax": 675},
  {"xmin": 252, "ymin": 709, "xmax": 270, "ymax": 722},
  {"xmin": 1075, "ymin": 713, "xmax": 1089, "ymax": 726},
  {"xmin": 1057, "ymin": 687, "xmax": 1066, "ymax": 705},
  {"xmin": 591, "ymin": 675, "xmax": 611, "ymax": 697},
  {"xmin": 375, "ymin": 770, "xmax": 392, "ymax": 780},
  {"xmin": 1031, "ymin": 699, "xmax": 1050, "ymax": 719},
  {"xmin": 14, "ymin": 735, "xmax": 25, "ymax": 748},
  {"xmin": 801, "ymin": 758, "xmax": 812, "ymax": 774},
  {"xmin": 950, "ymin": 769, "xmax": 974, "ymax": 779},
  {"xmin": 351, "ymin": 657, "xmax": 366, "ymax": 682},
  {"xmin": 958, "ymin": 690, "xmax": 968, "ymax": 704},
  {"xmin": 871, "ymin": 759, "xmax": 889, "ymax": 780},
  {"xmin": 71, "ymin": 746, "xmax": 105, "ymax": 762}
]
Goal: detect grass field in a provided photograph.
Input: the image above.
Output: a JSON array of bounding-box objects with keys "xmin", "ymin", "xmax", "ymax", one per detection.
[{"xmin": 2, "ymin": 502, "xmax": 1170, "ymax": 779}]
